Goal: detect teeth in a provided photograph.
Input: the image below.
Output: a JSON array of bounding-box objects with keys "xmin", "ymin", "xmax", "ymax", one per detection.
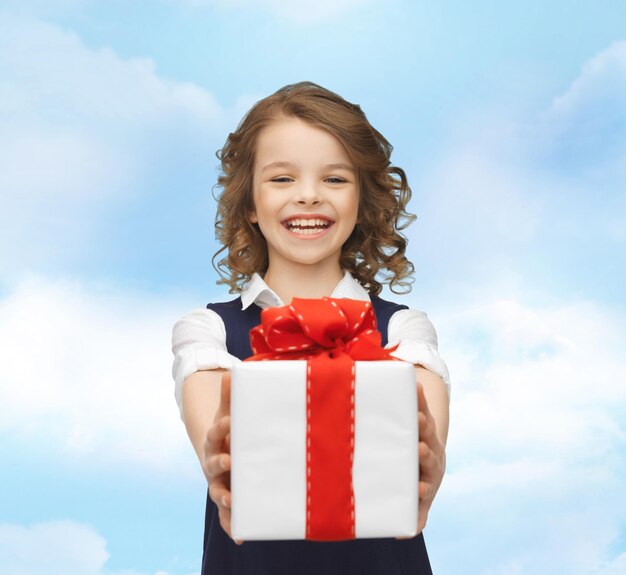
[
  {"xmin": 286, "ymin": 218, "xmax": 329, "ymax": 228},
  {"xmin": 289, "ymin": 227, "xmax": 327, "ymax": 235},
  {"xmin": 285, "ymin": 217, "xmax": 331, "ymax": 231}
]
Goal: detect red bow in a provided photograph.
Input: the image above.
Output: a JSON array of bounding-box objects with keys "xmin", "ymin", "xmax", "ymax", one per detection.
[
  {"xmin": 245, "ymin": 297, "xmax": 399, "ymax": 540},
  {"xmin": 247, "ymin": 296, "xmax": 398, "ymax": 361}
]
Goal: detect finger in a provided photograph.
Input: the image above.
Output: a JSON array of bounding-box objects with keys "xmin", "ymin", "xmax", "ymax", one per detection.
[
  {"xmin": 218, "ymin": 506, "xmax": 243, "ymax": 545},
  {"xmin": 419, "ymin": 441, "xmax": 436, "ymax": 469},
  {"xmin": 417, "ymin": 385, "xmax": 440, "ymax": 446},
  {"xmin": 218, "ymin": 504, "xmax": 232, "ymax": 536},
  {"xmin": 205, "ymin": 452, "xmax": 231, "ymax": 479},
  {"xmin": 419, "ymin": 479, "xmax": 432, "ymax": 500},
  {"xmin": 209, "ymin": 478, "xmax": 231, "ymax": 506},
  {"xmin": 417, "ymin": 382, "xmax": 433, "ymax": 419},
  {"xmin": 220, "ymin": 370, "xmax": 231, "ymax": 413},
  {"xmin": 418, "ymin": 412, "xmax": 439, "ymax": 451},
  {"xmin": 224, "ymin": 432, "xmax": 231, "ymax": 454},
  {"xmin": 418, "ymin": 498, "xmax": 430, "ymax": 532},
  {"xmin": 222, "ymin": 491, "xmax": 231, "ymax": 508},
  {"xmin": 206, "ymin": 416, "xmax": 231, "ymax": 450},
  {"xmin": 417, "ymin": 510, "xmax": 428, "ymax": 534},
  {"xmin": 418, "ymin": 411, "xmax": 424, "ymax": 434}
]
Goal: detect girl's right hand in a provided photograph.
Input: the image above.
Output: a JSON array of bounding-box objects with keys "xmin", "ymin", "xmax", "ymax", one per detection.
[{"xmin": 202, "ymin": 371, "xmax": 243, "ymax": 545}]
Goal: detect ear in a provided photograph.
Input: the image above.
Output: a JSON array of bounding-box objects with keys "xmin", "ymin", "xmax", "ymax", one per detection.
[{"xmin": 248, "ymin": 210, "xmax": 258, "ymax": 224}]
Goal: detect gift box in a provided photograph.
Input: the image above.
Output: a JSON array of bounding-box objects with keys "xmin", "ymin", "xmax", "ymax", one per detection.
[{"xmin": 230, "ymin": 297, "xmax": 419, "ymax": 541}]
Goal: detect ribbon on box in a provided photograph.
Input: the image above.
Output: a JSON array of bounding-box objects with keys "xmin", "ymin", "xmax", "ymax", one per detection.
[{"xmin": 244, "ymin": 297, "xmax": 399, "ymax": 541}]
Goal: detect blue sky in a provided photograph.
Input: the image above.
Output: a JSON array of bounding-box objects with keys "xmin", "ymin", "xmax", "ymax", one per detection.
[{"xmin": 0, "ymin": 1, "xmax": 625, "ymax": 574}]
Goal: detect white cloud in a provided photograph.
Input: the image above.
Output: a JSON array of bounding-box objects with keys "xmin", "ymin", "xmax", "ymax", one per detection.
[
  {"xmin": 407, "ymin": 40, "xmax": 626, "ymax": 292},
  {"xmin": 0, "ymin": 13, "xmax": 623, "ymax": 575},
  {"xmin": 2, "ymin": 272, "xmax": 624, "ymax": 575},
  {"xmin": 0, "ymin": 273, "xmax": 198, "ymax": 477},
  {"xmin": 0, "ymin": 14, "xmax": 235, "ymax": 279},
  {"xmin": 404, "ymin": 147, "xmax": 560, "ymax": 299},
  {"xmin": 425, "ymin": 295, "xmax": 626, "ymax": 575},
  {"xmin": 594, "ymin": 553, "xmax": 626, "ymax": 575},
  {"xmin": 409, "ymin": 148, "xmax": 545, "ymax": 271},
  {"xmin": 0, "ymin": 520, "xmax": 188, "ymax": 575},
  {"xmin": 0, "ymin": 520, "xmax": 109, "ymax": 575},
  {"xmin": 0, "ymin": 15, "xmax": 219, "ymax": 199},
  {"xmin": 400, "ymin": 39, "xmax": 626, "ymax": 575},
  {"xmin": 538, "ymin": 40, "xmax": 626, "ymax": 174},
  {"xmin": 548, "ymin": 40, "xmax": 626, "ymax": 121}
]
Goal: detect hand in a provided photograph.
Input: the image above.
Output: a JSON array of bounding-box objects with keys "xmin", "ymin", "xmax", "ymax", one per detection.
[
  {"xmin": 202, "ymin": 371, "xmax": 243, "ymax": 545},
  {"xmin": 416, "ymin": 380, "xmax": 446, "ymax": 534},
  {"xmin": 395, "ymin": 381, "xmax": 446, "ymax": 540}
]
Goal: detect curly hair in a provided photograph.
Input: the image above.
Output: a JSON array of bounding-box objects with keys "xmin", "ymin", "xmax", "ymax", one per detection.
[{"xmin": 211, "ymin": 81, "xmax": 417, "ymax": 296}]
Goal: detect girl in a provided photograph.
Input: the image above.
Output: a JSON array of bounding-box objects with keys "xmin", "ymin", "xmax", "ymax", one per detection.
[{"xmin": 171, "ymin": 81, "xmax": 450, "ymax": 574}]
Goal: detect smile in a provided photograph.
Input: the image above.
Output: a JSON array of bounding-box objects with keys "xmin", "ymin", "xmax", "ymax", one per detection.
[{"xmin": 281, "ymin": 216, "xmax": 335, "ymax": 238}]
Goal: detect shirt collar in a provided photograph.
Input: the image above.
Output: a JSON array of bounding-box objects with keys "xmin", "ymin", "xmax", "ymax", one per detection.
[{"xmin": 240, "ymin": 270, "xmax": 370, "ymax": 310}]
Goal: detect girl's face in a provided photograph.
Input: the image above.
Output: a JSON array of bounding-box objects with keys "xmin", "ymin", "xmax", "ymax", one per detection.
[{"xmin": 250, "ymin": 115, "xmax": 359, "ymax": 272}]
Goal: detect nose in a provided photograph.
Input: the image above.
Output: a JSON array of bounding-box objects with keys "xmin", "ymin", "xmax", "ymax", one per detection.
[{"xmin": 294, "ymin": 180, "xmax": 322, "ymax": 206}]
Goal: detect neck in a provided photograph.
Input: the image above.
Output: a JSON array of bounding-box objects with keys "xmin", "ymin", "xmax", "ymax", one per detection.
[{"xmin": 262, "ymin": 260, "xmax": 345, "ymax": 305}]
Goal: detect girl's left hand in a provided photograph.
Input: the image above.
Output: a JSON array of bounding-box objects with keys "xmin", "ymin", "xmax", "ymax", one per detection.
[{"xmin": 416, "ymin": 381, "xmax": 446, "ymax": 534}]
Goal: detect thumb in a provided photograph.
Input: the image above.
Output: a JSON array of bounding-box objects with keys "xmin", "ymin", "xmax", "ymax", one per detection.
[
  {"xmin": 417, "ymin": 381, "xmax": 431, "ymax": 417},
  {"xmin": 220, "ymin": 370, "xmax": 231, "ymax": 413}
]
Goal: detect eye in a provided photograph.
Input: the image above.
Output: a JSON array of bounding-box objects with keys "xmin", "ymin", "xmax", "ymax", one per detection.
[{"xmin": 270, "ymin": 176, "xmax": 347, "ymax": 184}]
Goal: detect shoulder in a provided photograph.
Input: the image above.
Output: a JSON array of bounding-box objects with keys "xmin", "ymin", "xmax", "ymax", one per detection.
[
  {"xmin": 171, "ymin": 297, "xmax": 243, "ymax": 345},
  {"xmin": 387, "ymin": 306, "xmax": 438, "ymax": 347},
  {"xmin": 383, "ymin": 302, "xmax": 451, "ymax": 395},
  {"xmin": 369, "ymin": 294, "xmax": 435, "ymax": 340},
  {"xmin": 171, "ymin": 306, "xmax": 228, "ymax": 347}
]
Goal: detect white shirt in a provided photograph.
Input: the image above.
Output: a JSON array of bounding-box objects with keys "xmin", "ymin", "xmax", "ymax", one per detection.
[{"xmin": 171, "ymin": 271, "xmax": 451, "ymax": 422}]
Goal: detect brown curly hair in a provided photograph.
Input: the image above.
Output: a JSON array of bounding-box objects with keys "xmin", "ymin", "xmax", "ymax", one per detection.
[{"xmin": 211, "ymin": 81, "xmax": 417, "ymax": 296}]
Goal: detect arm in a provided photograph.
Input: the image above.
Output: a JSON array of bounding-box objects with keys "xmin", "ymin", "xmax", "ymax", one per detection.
[
  {"xmin": 416, "ymin": 365, "xmax": 449, "ymax": 448},
  {"xmin": 415, "ymin": 365, "xmax": 448, "ymax": 534},
  {"xmin": 182, "ymin": 368, "xmax": 241, "ymax": 544},
  {"xmin": 182, "ymin": 368, "xmax": 225, "ymax": 466},
  {"xmin": 171, "ymin": 307, "xmax": 237, "ymax": 422},
  {"xmin": 171, "ymin": 309, "xmax": 241, "ymax": 542},
  {"xmin": 386, "ymin": 307, "xmax": 451, "ymax": 534}
]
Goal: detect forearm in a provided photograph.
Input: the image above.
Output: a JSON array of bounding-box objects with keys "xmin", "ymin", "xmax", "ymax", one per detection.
[
  {"xmin": 415, "ymin": 365, "xmax": 450, "ymax": 448},
  {"xmin": 182, "ymin": 368, "xmax": 227, "ymax": 465}
]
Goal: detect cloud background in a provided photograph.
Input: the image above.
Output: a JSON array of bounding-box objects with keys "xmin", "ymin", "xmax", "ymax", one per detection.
[{"xmin": 1, "ymin": 1, "xmax": 624, "ymax": 573}]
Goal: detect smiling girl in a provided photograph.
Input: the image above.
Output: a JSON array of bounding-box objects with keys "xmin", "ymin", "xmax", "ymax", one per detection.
[{"xmin": 172, "ymin": 81, "xmax": 451, "ymax": 574}]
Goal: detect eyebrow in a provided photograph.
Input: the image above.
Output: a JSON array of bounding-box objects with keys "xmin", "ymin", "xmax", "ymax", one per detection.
[{"xmin": 261, "ymin": 161, "xmax": 355, "ymax": 173}]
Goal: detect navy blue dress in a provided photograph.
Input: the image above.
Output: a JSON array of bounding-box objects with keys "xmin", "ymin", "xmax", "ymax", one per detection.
[{"xmin": 202, "ymin": 294, "xmax": 433, "ymax": 575}]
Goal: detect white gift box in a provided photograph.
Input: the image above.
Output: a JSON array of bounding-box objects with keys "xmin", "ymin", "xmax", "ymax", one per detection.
[{"xmin": 230, "ymin": 359, "xmax": 419, "ymax": 541}]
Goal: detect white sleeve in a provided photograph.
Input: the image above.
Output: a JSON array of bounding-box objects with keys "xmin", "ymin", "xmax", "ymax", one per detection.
[
  {"xmin": 171, "ymin": 307, "xmax": 242, "ymax": 422},
  {"xmin": 385, "ymin": 308, "xmax": 451, "ymax": 401}
]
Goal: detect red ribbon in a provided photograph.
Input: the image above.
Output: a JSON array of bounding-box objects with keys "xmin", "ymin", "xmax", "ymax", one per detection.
[{"xmin": 244, "ymin": 297, "xmax": 399, "ymax": 541}]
